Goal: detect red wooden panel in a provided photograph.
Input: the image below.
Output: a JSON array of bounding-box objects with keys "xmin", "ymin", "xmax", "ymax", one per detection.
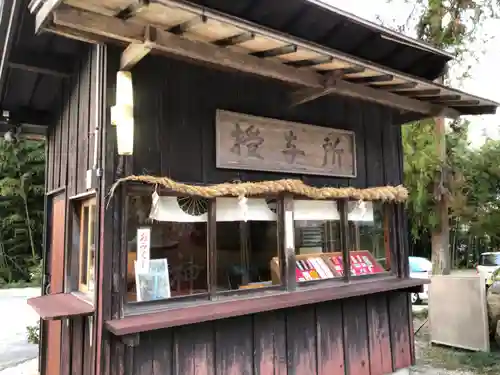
[
  {"xmin": 366, "ymin": 295, "xmax": 393, "ymax": 375},
  {"xmin": 316, "ymin": 301, "xmax": 345, "ymax": 375},
  {"xmin": 134, "ymin": 334, "xmax": 153, "ymax": 375},
  {"xmin": 215, "ymin": 317, "xmax": 253, "ymax": 375},
  {"xmin": 253, "ymin": 311, "xmax": 287, "ymax": 375},
  {"xmin": 343, "ymin": 298, "xmax": 370, "ymax": 375},
  {"xmin": 44, "ymin": 194, "xmax": 66, "ymax": 375},
  {"xmin": 286, "ymin": 305, "xmax": 317, "ymax": 375},
  {"xmin": 152, "ymin": 330, "xmax": 172, "ymax": 375},
  {"xmin": 50, "ymin": 196, "xmax": 66, "ymax": 294},
  {"xmin": 388, "ymin": 292, "xmax": 412, "ymax": 370},
  {"xmin": 71, "ymin": 318, "xmax": 84, "ymax": 375},
  {"xmin": 28, "ymin": 293, "xmax": 94, "ymax": 320},
  {"xmin": 174, "ymin": 323, "xmax": 214, "ymax": 375},
  {"xmin": 46, "ymin": 320, "xmax": 62, "ymax": 375}
]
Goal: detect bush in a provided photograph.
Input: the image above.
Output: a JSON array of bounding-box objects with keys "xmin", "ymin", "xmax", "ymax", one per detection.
[
  {"xmin": 26, "ymin": 324, "xmax": 40, "ymax": 345},
  {"xmin": 28, "ymin": 258, "xmax": 42, "ymax": 286}
]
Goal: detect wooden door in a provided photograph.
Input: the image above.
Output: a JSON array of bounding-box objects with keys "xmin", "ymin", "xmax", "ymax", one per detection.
[{"xmin": 44, "ymin": 193, "xmax": 66, "ymax": 375}]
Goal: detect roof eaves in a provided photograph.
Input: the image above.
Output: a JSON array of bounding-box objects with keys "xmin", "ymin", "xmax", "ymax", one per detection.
[{"xmin": 307, "ymin": 0, "xmax": 455, "ymax": 60}]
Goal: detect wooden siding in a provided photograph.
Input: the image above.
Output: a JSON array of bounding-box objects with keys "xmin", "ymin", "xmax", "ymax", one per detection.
[
  {"xmin": 111, "ymin": 291, "xmax": 412, "ymax": 375},
  {"xmin": 46, "ymin": 45, "xmax": 96, "ymax": 194},
  {"xmin": 101, "ymin": 51, "xmax": 411, "ymax": 375},
  {"xmin": 44, "ymin": 44, "xmax": 100, "ymax": 375},
  {"xmin": 127, "ymin": 53, "xmax": 403, "ymax": 188}
]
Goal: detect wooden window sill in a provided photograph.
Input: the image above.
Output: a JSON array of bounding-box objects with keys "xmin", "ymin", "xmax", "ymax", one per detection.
[
  {"xmin": 106, "ymin": 277, "xmax": 427, "ymax": 336},
  {"xmin": 27, "ymin": 293, "xmax": 95, "ymax": 320}
]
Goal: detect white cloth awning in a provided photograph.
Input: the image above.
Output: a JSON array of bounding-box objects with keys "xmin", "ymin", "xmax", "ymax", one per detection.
[
  {"xmin": 348, "ymin": 201, "xmax": 374, "ymax": 222},
  {"xmin": 293, "ymin": 200, "xmax": 340, "ymax": 221},
  {"xmin": 149, "ymin": 195, "xmax": 207, "ymax": 222},
  {"xmin": 149, "ymin": 195, "xmax": 276, "ymax": 222}
]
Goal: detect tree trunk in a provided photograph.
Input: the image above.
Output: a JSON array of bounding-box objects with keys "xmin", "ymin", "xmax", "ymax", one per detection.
[{"xmin": 431, "ymin": 78, "xmax": 450, "ymax": 275}]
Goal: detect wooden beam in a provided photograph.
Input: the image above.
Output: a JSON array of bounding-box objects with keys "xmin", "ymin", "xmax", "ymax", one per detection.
[
  {"xmin": 290, "ymin": 70, "xmax": 344, "ymax": 106},
  {"xmin": 120, "ymin": 26, "xmax": 156, "ymax": 70},
  {"xmin": 252, "ymin": 44, "xmax": 297, "ymax": 58},
  {"xmin": 346, "ymin": 74, "xmax": 393, "ymax": 84},
  {"xmin": 115, "ymin": 0, "xmax": 150, "ymax": 20},
  {"xmin": 120, "ymin": 43, "xmax": 152, "ymax": 70},
  {"xmin": 51, "ymin": 7, "xmax": 460, "ymax": 118},
  {"xmin": 286, "ymin": 56, "xmax": 333, "ymax": 68},
  {"xmin": 214, "ymin": 32, "xmax": 254, "ymax": 47},
  {"xmin": 334, "ymin": 66, "xmax": 366, "ymax": 75},
  {"xmin": 9, "ymin": 49, "xmax": 75, "ymax": 78},
  {"xmin": 376, "ymin": 82, "xmax": 418, "ymax": 91},
  {"xmin": 399, "ymin": 89, "xmax": 441, "ymax": 97},
  {"xmin": 425, "ymin": 95, "xmax": 461, "ymax": 102},
  {"xmin": 168, "ymin": 15, "xmax": 206, "ymax": 35},
  {"xmin": 435, "ymin": 100, "xmax": 481, "ymax": 106},
  {"xmin": 0, "ymin": 108, "xmax": 51, "ymax": 137},
  {"xmin": 35, "ymin": 0, "xmax": 63, "ymax": 32}
]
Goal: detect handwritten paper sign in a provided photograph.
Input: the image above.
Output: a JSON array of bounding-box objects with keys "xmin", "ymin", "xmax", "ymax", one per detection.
[
  {"xmin": 136, "ymin": 227, "xmax": 151, "ymax": 273},
  {"xmin": 216, "ymin": 110, "xmax": 356, "ymax": 178}
]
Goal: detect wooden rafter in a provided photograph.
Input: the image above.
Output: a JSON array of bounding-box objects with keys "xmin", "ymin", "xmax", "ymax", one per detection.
[
  {"xmin": 49, "ymin": 6, "xmax": 461, "ymax": 118},
  {"xmin": 9, "ymin": 49, "xmax": 75, "ymax": 78},
  {"xmin": 346, "ymin": 74, "xmax": 393, "ymax": 84},
  {"xmin": 120, "ymin": 25, "xmax": 156, "ymax": 70},
  {"xmin": 214, "ymin": 32, "xmax": 254, "ymax": 47},
  {"xmin": 376, "ymin": 83, "xmax": 417, "ymax": 91},
  {"xmin": 399, "ymin": 89, "xmax": 441, "ymax": 97},
  {"xmin": 169, "ymin": 15, "xmax": 206, "ymax": 35}
]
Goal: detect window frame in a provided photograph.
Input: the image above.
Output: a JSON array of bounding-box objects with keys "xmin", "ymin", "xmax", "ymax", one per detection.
[
  {"xmin": 78, "ymin": 197, "xmax": 97, "ymax": 294},
  {"xmin": 67, "ymin": 192, "xmax": 97, "ymax": 302},
  {"xmin": 121, "ymin": 185, "xmax": 404, "ymax": 315}
]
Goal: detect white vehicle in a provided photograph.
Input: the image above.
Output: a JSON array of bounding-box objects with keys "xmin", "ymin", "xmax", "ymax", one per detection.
[
  {"xmin": 409, "ymin": 256, "xmax": 432, "ymax": 304},
  {"xmin": 477, "ymin": 252, "xmax": 500, "ymax": 285}
]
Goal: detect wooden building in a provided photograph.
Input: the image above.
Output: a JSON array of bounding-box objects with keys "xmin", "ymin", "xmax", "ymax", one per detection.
[{"xmin": 0, "ymin": 1, "xmax": 496, "ymax": 375}]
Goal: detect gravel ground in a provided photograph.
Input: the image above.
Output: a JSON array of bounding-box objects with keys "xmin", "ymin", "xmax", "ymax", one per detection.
[
  {"xmin": 0, "ymin": 288, "xmax": 40, "ymax": 372},
  {"xmin": 0, "ymin": 358, "xmax": 38, "ymax": 375}
]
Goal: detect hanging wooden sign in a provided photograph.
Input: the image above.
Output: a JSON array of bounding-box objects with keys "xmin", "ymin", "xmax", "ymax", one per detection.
[{"xmin": 216, "ymin": 110, "xmax": 356, "ymax": 178}]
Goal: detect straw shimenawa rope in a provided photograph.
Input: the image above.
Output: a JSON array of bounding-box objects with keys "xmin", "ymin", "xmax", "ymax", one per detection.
[{"xmin": 109, "ymin": 175, "xmax": 408, "ymax": 202}]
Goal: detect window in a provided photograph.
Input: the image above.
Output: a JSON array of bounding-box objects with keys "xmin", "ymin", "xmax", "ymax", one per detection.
[
  {"xmin": 479, "ymin": 253, "xmax": 500, "ymax": 267},
  {"xmin": 293, "ymin": 200, "xmax": 343, "ymax": 282},
  {"xmin": 124, "ymin": 189, "xmax": 401, "ymax": 306},
  {"xmin": 126, "ymin": 193, "xmax": 280, "ymax": 302},
  {"xmin": 347, "ymin": 201, "xmax": 390, "ymax": 276},
  {"xmin": 126, "ymin": 194, "xmax": 208, "ymax": 302},
  {"xmin": 215, "ymin": 198, "xmax": 278, "ymax": 291},
  {"xmin": 78, "ymin": 198, "xmax": 96, "ymax": 294}
]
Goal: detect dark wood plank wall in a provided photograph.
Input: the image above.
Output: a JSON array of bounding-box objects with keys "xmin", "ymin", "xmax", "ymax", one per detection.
[
  {"xmin": 110, "ymin": 291, "xmax": 411, "ymax": 375},
  {"xmin": 45, "ymin": 44, "xmax": 99, "ymax": 375},
  {"xmin": 102, "ymin": 52, "xmax": 411, "ymax": 375},
  {"xmin": 128, "ymin": 54, "xmax": 403, "ymax": 189}
]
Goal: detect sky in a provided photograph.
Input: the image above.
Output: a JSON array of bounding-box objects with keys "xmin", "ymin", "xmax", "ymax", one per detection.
[{"xmin": 322, "ymin": 0, "xmax": 500, "ymax": 148}]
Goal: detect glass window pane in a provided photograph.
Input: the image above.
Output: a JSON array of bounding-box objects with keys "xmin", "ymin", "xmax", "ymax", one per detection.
[
  {"xmin": 293, "ymin": 200, "xmax": 343, "ymax": 283},
  {"xmin": 87, "ymin": 205, "xmax": 95, "ymax": 293},
  {"xmin": 479, "ymin": 253, "xmax": 500, "ymax": 266},
  {"xmin": 348, "ymin": 201, "xmax": 390, "ymax": 276},
  {"xmin": 216, "ymin": 198, "xmax": 278, "ymax": 291},
  {"xmin": 126, "ymin": 194, "xmax": 208, "ymax": 303},
  {"xmin": 79, "ymin": 206, "xmax": 90, "ymax": 287}
]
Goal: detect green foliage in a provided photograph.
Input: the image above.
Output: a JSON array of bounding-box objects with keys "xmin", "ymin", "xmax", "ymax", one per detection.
[
  {"xmin": 26, "ymin": 324, "xmax": 40, "ymax": 345},
  {"xmin": 390, "ymin": 0, "xmax": 500, "ymax": 266},
  {"xmin": 0, "ymin": 139, "xmax": 45, "ymax": 283},
  {"xmin": 404, "ymin": 120, "xmax": 500, "ymax": 262}
]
